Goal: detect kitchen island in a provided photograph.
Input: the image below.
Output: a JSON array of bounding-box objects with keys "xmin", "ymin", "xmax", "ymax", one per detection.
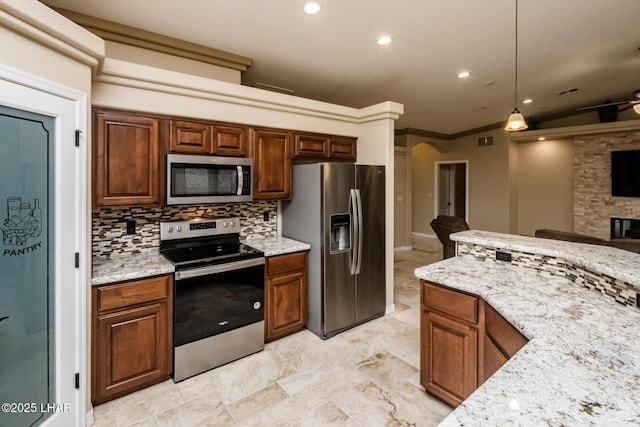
[{"xmin": 415, "ymin": 230, "xmax": 640, "ymax": 426}]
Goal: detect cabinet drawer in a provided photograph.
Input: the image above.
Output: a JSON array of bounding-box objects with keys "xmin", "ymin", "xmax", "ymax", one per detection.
[
  {"xmin": 485, "ymin": 304, "xmax": 528, "ymax": 358},
  {"xmin": 422, "ymin": 281, "xmax": 478, "ymax": 324},
  {"xmin": 96, "ymin": 275, "xmax": 170, "ymax": 312},
  {"xmin": 267, "ymin": 251, "xmax": 307, "ymax": 276}
]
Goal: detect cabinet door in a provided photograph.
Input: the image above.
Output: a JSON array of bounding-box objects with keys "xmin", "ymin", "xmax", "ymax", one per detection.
[
  {"xmin": 93, "ymin": 301, "xmax": 171, "ymax": 405},
  {"xmin": 94, "ymin": 111, "xmax": 161, "ymax": 206},
  {"xmin": 421, "ymin": 310, "xmax": 477, "ymax": 407},
  {"xmin": 328, "ymin": 136, "xmax": 357, "ymax": 161},
  {"xmin": 483, "ymin": 335, "xmax": 508, "ymax": 382},
  {"xmin": 213, "ymin": 124, "xmax": 247, "ymax": 157},
  {"xmin": 265, "ymin": 270, "xmax": 307, "ymax": 341},
  {"xmin": 293, "ymin": 133, "xmax": 328, "ymax": 158},
  {"xmin": 252, "ymin": 129, "xmax": 292, "ymax": 200},
  {"xmin": 169, "ymin": 119, "xmax": 212, "ymax": 154},
  {"xmin": 485, "ymin": 304, "xmax": 528, "ymax": 358}
]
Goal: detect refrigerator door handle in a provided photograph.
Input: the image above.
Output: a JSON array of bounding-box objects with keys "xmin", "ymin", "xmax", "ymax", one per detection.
[
  {"xmin": 349, "ymin": 189, "xmax": 359, "ymax": 275},
  {"xmin": 354, "ymin": 188, "xmax": 364, "ymax": 274}
]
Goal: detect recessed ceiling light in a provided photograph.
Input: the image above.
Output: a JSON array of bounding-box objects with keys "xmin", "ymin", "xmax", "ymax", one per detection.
[
  {"xmin": 377, "ymin": 36, "xmax": 392, "ymax": 46},
  {"xmin": 523, "ymin": 98, "xmax": 533, "ymax": 104},
  {"xmin": 457, "ymin": 71, "xmax": 470, "ymax": 79},
  {"xmin": 304, "ymin": 2, "xmax": 321, "ymax": 14},
  {"xmin": 538, "ymin": 137, "xmax": 546, "ymax": 141}
]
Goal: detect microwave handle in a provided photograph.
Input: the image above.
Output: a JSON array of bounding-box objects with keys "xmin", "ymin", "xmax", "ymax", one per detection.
[{"xmin": 237, "ymin": 166, "xmax": 243, "ymax": 196}]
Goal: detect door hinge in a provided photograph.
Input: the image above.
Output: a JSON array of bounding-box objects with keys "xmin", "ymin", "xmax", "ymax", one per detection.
[
  {"xmin": 75, "ymin": 372, "xmax": 80, "ymax": 389},
  {"xmin": 75, "ymin": 129, "xmax": 81, "ymax": 147},
  {"xmin": 74, "ymin": 252, "xmax": 80, "ymax": 268}
]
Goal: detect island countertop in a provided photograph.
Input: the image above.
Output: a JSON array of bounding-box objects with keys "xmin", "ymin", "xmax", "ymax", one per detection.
[{"xmin": 415, "ymin": 231, "xmax": 640, "ymax": 426}]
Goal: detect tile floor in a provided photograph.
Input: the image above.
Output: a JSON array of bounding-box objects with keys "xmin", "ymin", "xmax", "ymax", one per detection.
[{"xmin": 92, "ymin": 237, "xmax": 451, "ymax": 426}]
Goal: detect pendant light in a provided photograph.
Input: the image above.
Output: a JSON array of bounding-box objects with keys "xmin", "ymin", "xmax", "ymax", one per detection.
[{"xmin": 505, "ymin": 0, "xmax": 528, "ymax": 131}]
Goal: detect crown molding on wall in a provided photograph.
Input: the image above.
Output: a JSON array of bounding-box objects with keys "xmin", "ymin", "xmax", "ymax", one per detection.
[
  {"xmin": 509, "ymin": 119, "xmax": 640, "ymax": 142},
  {"xmin": 396, "ymin": 121, "xmax": 504, "ymax": 141},
  {"xmin": 0, "ymin": 1, "xmax": 104, "ymax": 71},
  {"xmin": 52, "ymin": 8, "xmax": 252, "ymax": 72}
]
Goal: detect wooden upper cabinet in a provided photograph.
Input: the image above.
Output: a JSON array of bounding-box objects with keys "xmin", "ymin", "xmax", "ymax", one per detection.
[
  {"xmin": 328, "ymin": 136, "xmax": 357, "ymax": 161},
  {"xmin": 94, "ymin": 111, "xmax": 162, "ymax": 207},
  {"xmin": 251, "ymin": 129, "xmax": 292, "ymax": 200},
  {"xmin": 169, "ymin": 119, "xmax": 212, "ymax": 154},
  {"xmin": 213, "ymin": 124, "xmax": 247, "ymax": 157},
  {"xmin": 294, "ymin": 133, "xmax": 329, "ymax": 158},
  {"xmin": 293, "ymin": 132, "xmax": 357, "ymax": 161}
]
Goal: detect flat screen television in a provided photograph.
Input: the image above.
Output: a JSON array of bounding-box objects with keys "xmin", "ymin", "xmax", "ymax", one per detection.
[{"xmin": 611, "ymin": 149, "xmax": 640, "ymax": 197}]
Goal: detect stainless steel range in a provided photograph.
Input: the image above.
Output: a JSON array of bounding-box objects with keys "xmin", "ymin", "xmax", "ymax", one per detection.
[{"xmin": 159, "ymin": 217, "xmax": 265, "ymax": 382}]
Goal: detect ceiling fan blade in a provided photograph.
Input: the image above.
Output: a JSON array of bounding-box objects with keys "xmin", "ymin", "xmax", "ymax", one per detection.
[{"xmin": 576, "ymin": 100, "xmax": 628, "ymax": 111}]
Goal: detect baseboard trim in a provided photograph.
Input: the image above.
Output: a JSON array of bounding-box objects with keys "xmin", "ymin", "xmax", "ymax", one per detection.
[
  {"xmin": 86, "ymin": 408, "xmax": 94, "ymax": 426},
  {"xmin": 385, "ymin": 304, "xmax": 396, "ymax": 315},
  {"xmin": 394, "ymin": 245, "xmax": 412, "ymax": 252},
  {"xmin": 412, "ymin": 231, "xmax": 437, "ymax": 239}
]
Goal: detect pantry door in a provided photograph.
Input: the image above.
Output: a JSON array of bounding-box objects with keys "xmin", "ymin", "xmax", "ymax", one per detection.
[{"xmin": 0, "ymin": 66, "xmax": 87, "ymax": 427}]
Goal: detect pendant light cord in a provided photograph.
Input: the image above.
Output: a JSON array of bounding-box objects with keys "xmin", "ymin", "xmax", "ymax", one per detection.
[{"xmin": 514, "ymin": 0, "xmax": 519, "ymax": 109}]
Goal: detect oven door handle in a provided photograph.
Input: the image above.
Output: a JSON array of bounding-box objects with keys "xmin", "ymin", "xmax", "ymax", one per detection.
[{"xmin": 175, "ymin": 257, "xmax": 265, "ymax": 281}]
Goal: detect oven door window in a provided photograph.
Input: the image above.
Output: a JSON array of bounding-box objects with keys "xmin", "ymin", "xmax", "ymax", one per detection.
[
  {"xmin": 170, "ymin": 163, "xmax": 238, "ymax": 197},
  {"xmin": 174, "ymin": 264, "xmax": 264, "ymax": 347}
]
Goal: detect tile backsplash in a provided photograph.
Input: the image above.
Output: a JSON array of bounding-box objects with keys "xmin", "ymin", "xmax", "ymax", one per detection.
[
  {"xmin": 457, "ymin": 241, "xmax": 639, "ymax": 310},
  {"xmin": 92, "ymin": 201, "xmax": 277, "ymax": 258}
]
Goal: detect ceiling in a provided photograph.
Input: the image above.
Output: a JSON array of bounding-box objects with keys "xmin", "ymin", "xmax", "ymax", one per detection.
[{"xmin": 41, "ymin": 0, "xmax": 640, "ymax": 135}]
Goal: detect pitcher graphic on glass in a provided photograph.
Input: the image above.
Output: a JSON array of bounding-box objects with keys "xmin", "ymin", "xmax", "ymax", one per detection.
[{"xmin": 2, "ymin": 196, "xmax": 42, "ymax": 246}]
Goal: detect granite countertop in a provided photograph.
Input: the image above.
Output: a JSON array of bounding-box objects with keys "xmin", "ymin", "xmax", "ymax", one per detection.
[
  {"xmin": 91, "ymin": 236, "xmax": 311, "ymax": 286},
  {"xmin": 415, "ymin": 235, "xmax": 640, "ymax": 426},
  {"xmin": 242, "ymin": 236, "xmax": 311, "ymax": 257},
  {"xmin": 92, "ymin": 251, "xmax": 175, "ymax": 286}
]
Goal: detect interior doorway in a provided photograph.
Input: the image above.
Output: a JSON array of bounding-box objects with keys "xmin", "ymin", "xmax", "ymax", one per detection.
[
  {"xmin": 435, "ymin": 161, "xmax": 468, "ymax": 221},
  {"xmin": 0, "ymin": 65, "xmax": 87, "ymax": 427}
]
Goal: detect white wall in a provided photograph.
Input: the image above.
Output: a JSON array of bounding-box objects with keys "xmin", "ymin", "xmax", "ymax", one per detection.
[{"xmin": 0, "ymin": 0, "xmax": 104, "ymax": 420}]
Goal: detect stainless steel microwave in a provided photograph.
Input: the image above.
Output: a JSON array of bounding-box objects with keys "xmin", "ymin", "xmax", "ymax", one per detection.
[{"xmin": 166, "ymin": 154, "xmax": 253, "ymax": 205}]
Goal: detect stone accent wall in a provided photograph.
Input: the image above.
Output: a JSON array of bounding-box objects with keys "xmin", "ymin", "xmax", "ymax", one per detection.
[
  {"xmin": 573, "ymin": 131, "xmax": 640, "ymax": 239},
  {"xmin": 92, "ymin": 201, "xmax": 277, "ymax": 258}
]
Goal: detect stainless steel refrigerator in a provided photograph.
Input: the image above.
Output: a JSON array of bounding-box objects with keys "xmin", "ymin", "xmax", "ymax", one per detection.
[{"xmin": 282, "ymin": 163, "xmax": 386, "ymax": 339}]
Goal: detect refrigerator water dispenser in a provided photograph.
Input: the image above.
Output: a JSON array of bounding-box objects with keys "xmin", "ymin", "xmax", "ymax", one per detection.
[{"xmin": 330, "ymin": 213, "xmax": 351, "ymax": 254}]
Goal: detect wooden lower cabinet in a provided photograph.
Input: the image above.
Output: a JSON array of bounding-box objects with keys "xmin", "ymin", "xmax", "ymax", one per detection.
[
  {"xmin": 483, "ymin": 303, "xmax": 528, "ymax": 382},
  {"xmin": 265, "ymin": 251, "xmax": 308, "ymax": 342},
  {"xmin": 420, "ymin": 280, "xmax": 528, "ymax": 407},
  {"xmin": 421, "ymin": 281, "xmax": 480, "ymax": 407},
  {"xmin": 92, "ymin": 275, "xmax": 173, "ymax": 405}
]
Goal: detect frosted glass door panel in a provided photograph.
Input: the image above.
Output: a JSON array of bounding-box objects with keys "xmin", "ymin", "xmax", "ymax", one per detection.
[{"xmin": 0, "ymin": 106, "xmax": 55, "ymax": 427}]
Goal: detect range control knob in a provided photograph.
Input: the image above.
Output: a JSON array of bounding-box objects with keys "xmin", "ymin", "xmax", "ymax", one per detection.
[
  {"xmin": 229, "ymin": 220, "xmax": 236, "ymax": 228},
  {"xmin": 167, "ymin": 226, "xmax": 174, "ymax": 233},
  {"xmin": 176, "ymin": 225, "xmax": 183, "ymax": 232},
  {"xmin": 222, "ymin": 221, "xmax": 228, "ymax": 228}
]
